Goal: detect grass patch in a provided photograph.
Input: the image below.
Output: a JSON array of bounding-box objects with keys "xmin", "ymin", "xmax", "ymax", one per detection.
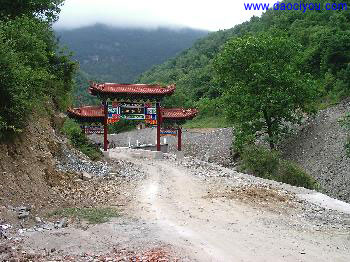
[
  {"xmin": 50, "ymin": 207, "xmax": 119, "ymax": 224},
  {"xmin": 62, "ymin": 119, "xmax": 103, "ymax": 161},
  {"xmin": 183, "ymin": 115, "xmax": 230, "ymax": 128},
  {"xmin": 239, "ymin": 145, "xmax": 319, "ymax": 190}
]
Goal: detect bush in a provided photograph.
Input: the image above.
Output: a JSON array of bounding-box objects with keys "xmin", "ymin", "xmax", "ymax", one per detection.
[
  {"xmin": 62, "ymin": 119, "xmax": 102, "ymax": 161},
  {"xmin": 49, "ymin": 207, "xmax": 119, "ymax": 224},
  {"xmin": 240, "ymin": 145, "xmax": 318, "ymax": 190},
  {"xmin": 277, "ymin": 161, "xmax": 319, "ymax": 190},
  {"xmin": 339, "ymin": 113, "xmax": 350, "ymax": 157},
  {"xmin": 108, "ymin": 119, "xmax": 136, "ymax": 134}
]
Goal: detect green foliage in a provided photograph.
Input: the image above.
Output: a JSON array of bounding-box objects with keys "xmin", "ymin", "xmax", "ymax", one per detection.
[
  {"xmin": 50, "ymin": 207, "xmax": 119, "ymax": 224},
  {"xmin": 0, "ymin": 14, "xmax": 77, "ymax": 140},
  {"xmin": 62, "ymin": 119, "xmax": 102, "ymax": 161},
  {"xmin": 183, "ymin": 97, "xmax": 229, "ymax": 128},
  {"xmin": 214, "ymin": 34, "xmax": 317, "ymax": 149},
  {"xmin": 183, "ymin": 116, "xmax": 229, "ymax": 129},
  {"xmin": 339, "ymin": 113, "xmax": 350, "ymax": 157},
  {"xmin": 73, "ymin": 70, "xmax": 100, "ymax": 106},
  {"xmin": 108, "ymin": 119, "xmax": 136, "ymax": 134},
  {"xmin": 0, "ymin": 0, "xmax": 63, "ymax": 22},
  {"xmin": 240, "ymin": 145, "xmax": 319, "ymax": 190},
  {"xmin": 138, "ymin": 30, "xmax": 233, "ymax": 108}
]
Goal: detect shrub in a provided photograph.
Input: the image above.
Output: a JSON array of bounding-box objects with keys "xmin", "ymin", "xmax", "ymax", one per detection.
[
  {"xmin": 339, "ymin": 113, "xmax": 350, "ymax": 157},
  {"xmin": 277, "ymin": 161, "xmax": 319, "ymax": 190},
  {"xmin": 62, "ymin": 119, "xmax": 102, "ymax": 161},
  {"xmin": 108, "ymin": 119, "xmax": 136, "ymax": 134},
  {"xmin": 240, "ymin": 145, "xmax": 318, "ymax": 190},
  {"xmin": 49, "ymin": 207, "xmax": 119, "ymax": 224},
  {"xmin": 240, "ymin": 145, "xmax": 280, "ymax": 178}
]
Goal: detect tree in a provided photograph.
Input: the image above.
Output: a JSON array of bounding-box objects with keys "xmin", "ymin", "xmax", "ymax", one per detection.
[
  {"xmin": 214, "ymin": 34, "xmax": 316, "ymax": 149},
  {"xmin": 0, "ymin": 0, "xmax": 64, "ymax": 22},
  {"xmin": 0, "ymin": 16, "xmax": 76, "ymax": 140}
]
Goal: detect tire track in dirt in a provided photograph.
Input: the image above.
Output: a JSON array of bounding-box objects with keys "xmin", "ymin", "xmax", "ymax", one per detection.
[{"xmin": 128, "ymin": 156, "xmax": 350, "ymax": 262}]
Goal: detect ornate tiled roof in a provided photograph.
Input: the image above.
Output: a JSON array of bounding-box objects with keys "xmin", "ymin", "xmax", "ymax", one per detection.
[
  {"xmin": 161, "ymin": 108, "xmax": 199, "ymax": 120},
  {"xmin": 67, "ymin": 106, "xmax": 104, "ymax": 118},
  {"xmin": 89, "ymin": 82, "xmax": 176, "ymax": 98},
  {"xmin": 67, "ymin": 106, "xmax": 198, "ymax": 121}
]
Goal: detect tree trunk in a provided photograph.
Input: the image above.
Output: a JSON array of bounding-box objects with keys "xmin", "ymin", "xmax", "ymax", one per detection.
[{"xmin": 263, "ymin": 110, "xmax": 275, "ymax": 149}]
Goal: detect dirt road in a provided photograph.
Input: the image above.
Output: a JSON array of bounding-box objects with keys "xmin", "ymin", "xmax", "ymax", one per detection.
[{"xmin": 114, "ymin": 151, "xmax": 350, "ymax": 262}]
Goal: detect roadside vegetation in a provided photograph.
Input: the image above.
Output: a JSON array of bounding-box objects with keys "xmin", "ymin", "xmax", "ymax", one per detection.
[
  {"xmin": 214, "ymin": 33, "xmax": 317, "ymax": 150},
  {"xmin": 108, "ymin": 119, "xmax": 136, "ymax": 134},
  {"xmin": 49, "ymin": 207, "xmax": 119, "ymax": 224},
  {"xmin": 62, "ymin": 119, "xmax": 103, "ymax": 161},
  {"xmin": 0, "ymin": 0, "xmax": 76, "ymax": 141},
  {"xmin": 339, "ymin": 113, "xmax": 350, "ymax": 157},
  {"xmin": 239, "ymin": 145, "xmax": 319, "ymax": 190},
  {"xmin": 183, "ymin": 98, "xmax": 229, "ymax": 128}
]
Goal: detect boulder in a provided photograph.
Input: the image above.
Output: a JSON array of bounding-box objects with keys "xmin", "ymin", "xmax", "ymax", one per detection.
[{"xmin": 82, "ymin": 172, "xmax": 92, "ymax": 181}]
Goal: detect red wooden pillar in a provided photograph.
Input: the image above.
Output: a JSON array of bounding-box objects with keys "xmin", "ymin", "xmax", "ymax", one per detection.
[
  {"xmin": 103, "ymin": 100, "xmax": 108, "ymax": 151},
  {"xmin": 177, "ymin": 127, "xmax": 182, "ymax": 151},
  {"xmin": 156, "ymin": 102, "xmax": 161, "ymax": 151}
]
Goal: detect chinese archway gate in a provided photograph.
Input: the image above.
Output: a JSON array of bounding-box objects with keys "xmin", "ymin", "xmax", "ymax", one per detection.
[{"xmin": 67, "ymin": 82, "xmax": 198, "ymax": 152}]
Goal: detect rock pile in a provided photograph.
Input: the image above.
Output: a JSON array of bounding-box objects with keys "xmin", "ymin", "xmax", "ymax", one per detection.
[
  {"xmin": 180, "ymin": 128, "xmax": 233, "ymax": 167},
  {"xmin": 109, "ymin": 159, "xmax": 146, "ymax": 180},
  {"xmin": 16, "ymin": 206, "xmax": 31, "ymax": 220},
  {"xmin": 56, "ymin": 143, "xmax": 109, "ymax": 177}
]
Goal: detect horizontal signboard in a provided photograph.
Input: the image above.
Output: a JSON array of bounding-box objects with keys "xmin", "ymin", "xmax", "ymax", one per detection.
[
  {"xmin": 81, "ymin": 126, "xmax": 104, "ymax": 135},
  {"xmin": 160, "ymin": 128, "xmax": 177, "ymax": 137},
  {"xmin": 121, "ymin": 114, "xmax": 145, "ymax": 120},
  {"xmin": 106, "ymin": 102, "xmax": 157, "ymax": 123}
]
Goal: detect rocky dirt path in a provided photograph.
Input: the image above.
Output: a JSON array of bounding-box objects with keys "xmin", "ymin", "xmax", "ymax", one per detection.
[
  {"xmin": 2, "ymin": 149, "xmax": 349, "ymax": 261},
  {"xmin": 111, "ymin": 150, "xmax": 350, "ymax": 262}
]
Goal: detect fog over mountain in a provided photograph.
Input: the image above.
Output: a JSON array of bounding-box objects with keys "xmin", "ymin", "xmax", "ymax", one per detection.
[
  {"xmin": 56, "ymin": 24, "xmax": 208, "ymax": 104},
  {"xmin": 55, "ymin": 0, "xmax": 276, "ymax": 31}
]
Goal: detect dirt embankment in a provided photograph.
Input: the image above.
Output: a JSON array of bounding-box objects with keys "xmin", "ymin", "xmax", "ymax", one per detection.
[
  {"xmin": 0, "ymin": 111, "xmax": 123, "ymax": 227},
  {"xmin": 0, "ymin": 112, "xmax": 67, "ymax": 212}
]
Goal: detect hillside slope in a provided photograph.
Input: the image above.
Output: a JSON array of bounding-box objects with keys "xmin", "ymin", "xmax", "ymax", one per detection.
[
  {"xmin": 282, "ymin": 100, "xmax": 350, "ymax": 203},
  {"xmin": 138, "ymin": 0, "xmax": 350, "ymax": 111},
  {"xmin": 56, "ymin": 24, "xmax": 208, "ymax": 83},
  {"xmin": 0, "ymin": 109, "xmax": 109, "ymax": 221}
]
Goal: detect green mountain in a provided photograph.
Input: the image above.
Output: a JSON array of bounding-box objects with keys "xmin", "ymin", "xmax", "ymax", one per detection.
[
  {"xmin": 56, "ymin": 24, "xmax": 208, "ymax": 84},
  {"xmin": 137, "ymin": 0, "xmax": 350, "ymax": 126}
]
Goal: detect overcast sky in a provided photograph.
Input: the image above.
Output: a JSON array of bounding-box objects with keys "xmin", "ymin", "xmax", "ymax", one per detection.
[{"xmin": 55, "ymin": 0, "xmax": 276, "ymax": 31}]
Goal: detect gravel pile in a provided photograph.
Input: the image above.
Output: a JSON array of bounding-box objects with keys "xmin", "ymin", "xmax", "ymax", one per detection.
[
  {"xmin": 51, "ymin": 159, "xmax": 147, "ymax": 209},
  {"xmin": 180, "ymin": 128, "xmax": 233, "ymax": 166},
  {"xmin": 56, "ymin": 143, "xmax": 109, "ymax": 177},
  {"xmin": 89, "ymin": 128, "xmax": 233, "ymax": 166},
  {"xmin": 281, "ymin": 99, "xmax": 350, "ymax": 203},
  {"xmin": 109, "ymin": 159, "xmax": 146, "ymax": 180}
]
